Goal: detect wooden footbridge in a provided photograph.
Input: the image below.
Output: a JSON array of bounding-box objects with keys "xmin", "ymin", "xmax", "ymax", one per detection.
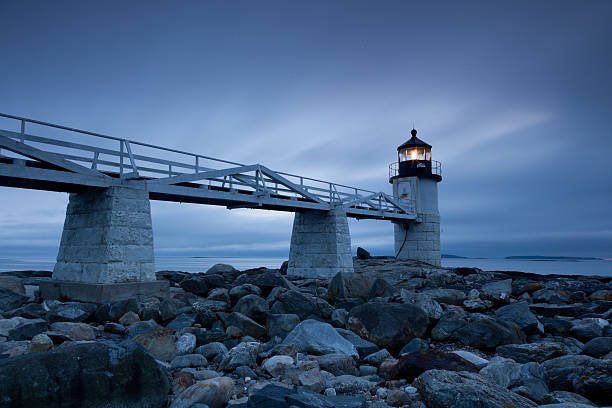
[{"xmin": 0, "ymin": 113, "xmax": 415, "ymax": 220}]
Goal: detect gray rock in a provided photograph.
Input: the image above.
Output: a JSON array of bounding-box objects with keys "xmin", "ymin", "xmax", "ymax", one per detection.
[
  {"xmin": 28, "ymin": 333, "xmax": 53, "ymax": 352},
  {"xmin": 46, "ymin": 302, "xmax": 96, "ymax": 323},
  {"xmin": 451, "ymin": 313, "xmax": 524, "ymax": 349},
  {"xmin": 537, "ymin": 404, "xmax": 597, "ymax": 408},
  {"xmin": 359, "ymin": 365, "xmax": 378, "ymax": 376},
  {"xmin": 127, "ymin": 319, "xmax": 158, "ymax": 338},
  {"xmin": 495, "ymin": 301, "xmax": 544, "ymax": 335},
  {"xmin": 234, "ymin": 270, "xmax": 294, "ymax": 296},
  {"xmin": 196, "ymin": 342, "xmax": 229, "ymax": 360},
  {"xmin": 207, "ymin": 288, "xmax": 231, "ymax": 304},
  {"xmin": 363, "ymin": 349, "xmax": 392, "ymax": 366},
  {"xmin": 233, "ymin": 294, "xmax": 269, "ymax": 323},
  {"xmin": 170, "ymin": 376, "xmax": 234, "ymax": 408},
  {"xmin": 542, "ymin": 390, "xmax": 596, "ymax": 405},
  {"xmin": 543, "ymin": 355, "xmax": 612, "ymax": 405},
  {"xmin": 421, "ymin": 288, "xmax": 466, "ymax": 305},
  {"xmin": 328, "ymin": 374, "xmax": 377, "ymax": 394},
  {"xmin": 430, "ymin": 306, "xmax": 468, "ymax": 340},
  {"xmin": 331, "ymin": 308, "xmax": 348, "ymax": 328},
  {"xmin": 180, "ymin": 274, "xmax": 227, "ymax": 297},
  {"xmin": 582, "ymin": 337, "xmax": 612, "ymax": 358},
  {"xmin": 262, "ymin": 355, "xmax": 294, "ymax": 376},
  {"xmin": 266, "ymin": 313, "xmax": 300, "ymax": 339},
  {"xmin": 49, "ymin": 321, "xmax": 95, "ymax": 341},
  {"xmin": 229, "ymin": 284, "xmax": 262, "ymax": 304},
  {"xmin": 5, "ymin": 317, "xmax": 47, "ymax": 341},
  {"xmin": 480, "ymin": 356, "xmax": 548, "ymax": 402},
  {"xmin": 171, "ymin": 354, "xmax": 209, "ymax": 369},
  {"xmin": 400, "ymin": 338, "xmax": 429, "ymax": 355},
  {"xmin": 104, "ymin": 322, "xmax": 126, "ymax": 334},
  {"xmin": 159, "ymin": 297, "xmax": 189, "ymax": 322},
  {"xmin": 415, "ymin": 369, "xmax": 537, "ymax": 408},
  {"xmin": 400, "ymin": 290, "xmax": 443, "ymax": 320},
  {"xmin": 532, "ymin": 289, "xmax": 571, "ymax": 304},
  {"xmin": 0, "ymin": 287, "xmax": 28, "ymax": 311},
  {"xmin": 270, "ymin": 290, "xmax": 334, "ymax": 320},
  {"xmin": 452, "ymin": 350, "xmax": 489, "ymax": 369},
  {"xmin": 336, "ymin": 328, "xmax": 379, "ymax": 359},
  {"xmin": 177, "ymin": 333, "xmax": 197, "ymax": 355},
  {"xmin": 463, "ymin": 298, "xmax": 492, "ymax": 311},
  {"xmin": 167, "ymin": 312, "xmax": 197, "ymax": 333},
  {"xmin": 347, "ymin": 303, "xmax": 429, "ymax": 353},
  {"xmin": 497, "ymin": 342, "xmax": 569, "ymax": 363},
  {"xmin": 220, "ymin": 341, "xmax": 260, "ymax": 371},
  {"xmin": 0, "ymin": 276, "xmax": 25, "ymax": 295},
  {"xmin": 95, "ymin": 298, "xmax": 139, "ymax": 323},
  {"xmin": 218, "ymin": 312, "xmax": 266, "ymax": 339},
  {"xmin": 313, "ymin": 353, "xmax": 358, "ymax": 376},
  {"xmin": 234, "ymin": 365, "xmax": 257, "ymax": 379},
  {"xmin": 132, "ymin": 326, "xmax": 177, "ymax": 361},
  {"xmin": 570, "ymin": 318, "xmax": 609, "ymax": 342},
  {"xmin": 529, "ymin": 303, "xmax": 584, "ymax": 318},
  {"xmin": 368, "ymin": 278, "xmax": 397, "ymax": 300},
  {"xmin": 329, "ymin": 272, "xmax": 348, "ymax": 299},
  {"xmin": 283, "ymin": 319, "xmax": 358, "ymax": 357},
  {"xmin": 0, "ymin": 341, "xmax": 169, "ymax": 408},
  {"xmin": 481, "ymin": 279, "xmax": 513, "ymax": 301}
]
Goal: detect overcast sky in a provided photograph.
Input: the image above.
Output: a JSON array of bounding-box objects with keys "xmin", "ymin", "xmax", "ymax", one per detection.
[{"xmin": 1, "ymin": 1, "xmax": 611, "ymax": 260}]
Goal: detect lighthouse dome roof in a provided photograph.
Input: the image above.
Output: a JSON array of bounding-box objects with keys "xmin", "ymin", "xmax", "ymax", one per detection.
[{"xmin": 397, "ymin": 129, "xmax": 432, "ymax": 150}]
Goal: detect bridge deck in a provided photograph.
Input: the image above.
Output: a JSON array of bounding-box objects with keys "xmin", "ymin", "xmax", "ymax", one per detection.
[{"xmin": 0, "ymin": 113, "xmax": 416, "ymax": 221}]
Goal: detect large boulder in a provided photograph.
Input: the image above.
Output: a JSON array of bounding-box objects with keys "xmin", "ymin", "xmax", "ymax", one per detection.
[
  {"xmin": 432, "ymin": 311, "xmax": 524, "ymax": 349},
  {"xmin": 415, "ymin": 369, "xmax": 537, "ymax": 408},
  {"xmin": 0, "ymin": 287, "xmax": 28, "ymax": 311},
  {"xmin": 132, "ymin": 326, "xmax": 177, "ymax": 361},
  {"xmin": 336, "ymin": 328, "xmax": 379, "ymax": 359},
  {"xmin": 95, "ymin": 298, "xmax": 139, "ymax": 323},
  {"xmin": 480, "ymin": 356, "xmax": 549, "ymax": 402},
  {"xmin": 234, "ymin": 270, "xmax": 294, "ymax": 296},
  {"xmin": 170, "ymin": 376, "xmax": 234, "ymax": 408},
  {"xmin": 233, "ymin": 294, "xmax": 269, "ymax": 323},
  {"xmin": 347, "ymin": 303, "xmax": 428, "ymax": 353},
  {"xmin": 229, "ymin": 284, "xmax": 262, "ymax": 304},
  {"xmin": 0, "ymin": 276, "xmax": 25, "ymax": 295},
  {"xmin": 495, "ymin": 301, "xmax": 543, "ymax": 335},
  {"xmin": 0, "ymin": 341, "xmax": 169, "ymax": 408},
  {"xmin": 312, "ymin": 353, "xmax": 358, "ymax": 376},
  {"xmin": 368, "ymin": 278, "xmax": 397, "ymax": 300},
  {"xmin": 219, "ymin": 341, "xmax": 260, "ymax": 371},
  {"xmin": 46, "ymin": 302, "xmax": 97, "ymax": 323},
  {"xmin": 270, "ymin": 290, "xmax": 333, "ymax": 320},
  {"xmin": 582, "ymin": 337, "xmax": 612, "ymax": 358},
  {"xmin": 401, "ymin": 290, "xmax": 443, "ymax": 320},
  {"xmin": 543, "ymin": 355, "xmax": 612, "ymax": 405},
  {"xmin": 391, "ymin": 349, "xmax": 479, "ymax": 381},
  {"xmin": 422, "ymin": 288, "xmax": 466, "ymax": 305},
  {"xmin": 496, "ymin": 342, "xmax": 569, "ymax": 364},
  {"xmin": 481, "ymin": 279, "xmax": 513, "ymax": 301},
  {"xmin": 0, "ymin": 317, "xmax": 48, "ymax": 341},
  {"xmin": 267, "ymin": 314, "xmax": 300, "ymax": 339},
  {"xmin": 282, "ymin": 319, "xmax": 358, "ymax": 358},
  {"xmin": 49, "ymin": 322, "xmax": 96, "ymax": 341},
  {"xmin": 218, "ymin": 312, "xmax": 266, "ymax": 339},
  {"xmin": 180, "ymin": 274, "xmax": 226, "ymax": 297},
  {"xmin": 570, "ymin": 318, "xmax": 609, "ymax": 342}
]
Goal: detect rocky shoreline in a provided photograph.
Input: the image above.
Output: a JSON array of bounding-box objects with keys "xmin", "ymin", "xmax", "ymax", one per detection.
[{"xmin": 1, "ymin": 258, "xmax": 611, "ymax": 408}]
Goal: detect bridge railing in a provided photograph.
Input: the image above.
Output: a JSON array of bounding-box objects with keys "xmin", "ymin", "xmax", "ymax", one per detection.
[{"xmin": 0, "ymin": 113, "xmax": 415, "ymax": 217}]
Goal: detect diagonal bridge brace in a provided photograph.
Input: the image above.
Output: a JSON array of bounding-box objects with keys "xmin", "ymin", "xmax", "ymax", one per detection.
[{"xmin": 0, "ymin": 133, "xmax": 111, "ymax": 181}]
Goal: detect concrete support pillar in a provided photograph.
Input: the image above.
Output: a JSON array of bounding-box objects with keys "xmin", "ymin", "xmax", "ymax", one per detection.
[
  {"xmin": 287, "ymin": 207, "xmax": 354, "ymax": 278},
  {"xmin": 41, "ymin": 182, "xmax": 168, "ymax": 302},
  {"xmin": 394, "ymin": 214, "xmax": 441, "ymax": 266}
]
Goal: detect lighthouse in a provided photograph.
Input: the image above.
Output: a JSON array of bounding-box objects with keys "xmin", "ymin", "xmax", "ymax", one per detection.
[{"xmin": 389, "ymin": 129, "xmax": 442, "ymax": 266}]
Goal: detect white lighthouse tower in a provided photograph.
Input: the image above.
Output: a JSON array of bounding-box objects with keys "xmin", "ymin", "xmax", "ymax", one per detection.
[{"xmin": 389, "ymin": 129, "xmax": 442, "ymax": 266}]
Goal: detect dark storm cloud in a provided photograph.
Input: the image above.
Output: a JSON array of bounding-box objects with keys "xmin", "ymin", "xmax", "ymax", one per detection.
[{"xmin": 0, "ymin": 0, "xmax": 611, "ymax": 260}]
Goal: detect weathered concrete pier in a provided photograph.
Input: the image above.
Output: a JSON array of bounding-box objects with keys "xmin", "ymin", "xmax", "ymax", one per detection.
[{"xmin": 0, "ymin": 113, "xmax": 441, "ymax": 301}]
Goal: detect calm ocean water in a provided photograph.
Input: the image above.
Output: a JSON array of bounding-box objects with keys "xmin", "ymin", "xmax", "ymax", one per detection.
[{"xmin": 0, "ymin": 256, "xmax": 610, "ymax": 277}]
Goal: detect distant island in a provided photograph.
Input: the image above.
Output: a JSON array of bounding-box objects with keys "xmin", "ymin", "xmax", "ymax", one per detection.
[
  {"xmin": 505, "ymin": 255, "xmax": 602, "ymax": 261},
  {"xmin": 441, "ymin": 254, "xmax": 470, "ymax": 259}
]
